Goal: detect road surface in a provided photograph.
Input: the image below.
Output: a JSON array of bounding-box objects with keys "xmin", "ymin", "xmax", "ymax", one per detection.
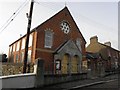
[{"xmin": 74, "ymin": 79, "xmax": 119, "ymax": 90}]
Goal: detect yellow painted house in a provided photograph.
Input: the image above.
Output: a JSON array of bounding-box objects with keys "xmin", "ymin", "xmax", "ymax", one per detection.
[{"xmin": 86, "ymin": 36, "xmax": 119, "ymax": 71}]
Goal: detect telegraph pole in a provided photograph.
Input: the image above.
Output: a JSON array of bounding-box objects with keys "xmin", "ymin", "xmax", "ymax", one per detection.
[{"xmin": 23, "ymin": 0, "xmax": 34, "ymax": 73}]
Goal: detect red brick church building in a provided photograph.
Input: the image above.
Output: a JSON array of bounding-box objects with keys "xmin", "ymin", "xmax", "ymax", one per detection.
[{"xmin": 8, "ymin": 7, "xmax": 86, "ymax": 74}]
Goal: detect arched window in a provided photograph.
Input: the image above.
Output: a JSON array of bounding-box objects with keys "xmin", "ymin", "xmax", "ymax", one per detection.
[
  {"xmin": 76, "ymin": 38, "xmax": 82, "ymax": 51},
  {"xmin": 44, "ymin": 30, "xmax": 53, "ymax": 48},
  {"xmin": 71, "ymin": 55, "xmax": 79, "ymax": 73},
  {"xmin": 61, "ymin": 54, "xmax": 69, "ymax": 74}
]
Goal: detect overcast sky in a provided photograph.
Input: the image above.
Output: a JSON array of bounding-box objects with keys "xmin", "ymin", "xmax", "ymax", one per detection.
[{"xmin": 0, "ymin": 0, "xmax": 119, "ymax": 54}]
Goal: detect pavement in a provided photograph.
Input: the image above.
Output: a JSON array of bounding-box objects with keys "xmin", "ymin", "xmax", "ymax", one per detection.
[
  {"xmin": 38, "ymin": 73, "xmax": 118, "ymax": 90},
  {"xmin": 83, "ymin": 79, "xmax": 118, "ymax": 89}
]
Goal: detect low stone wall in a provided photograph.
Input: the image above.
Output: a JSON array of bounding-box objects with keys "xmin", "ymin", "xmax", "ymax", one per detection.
[
  {"xmin": 1, "ymin": 63, "xmax": 34, "ymax": 76},
  {"xmin": 44, "ymin": 73, "xmax": 87, "ymax": 86},
  {"xmin": 35, "ymin": 59, "xmax": 88, "ymax": 87}
]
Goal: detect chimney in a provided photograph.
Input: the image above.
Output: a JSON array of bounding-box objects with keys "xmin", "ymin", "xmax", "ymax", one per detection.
[
  {"xmin": 104, "ymin": 42, "xmax": 111, "ymax": 47},
  {"xmin": 90, "ymin": 36, "xmax": 98, "ymax": 43}
]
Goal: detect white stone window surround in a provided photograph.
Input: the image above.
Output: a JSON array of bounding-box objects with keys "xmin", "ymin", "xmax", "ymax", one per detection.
[{"xmin": 60, "ymin": 20, "xmax": 71, "ymax": 34}]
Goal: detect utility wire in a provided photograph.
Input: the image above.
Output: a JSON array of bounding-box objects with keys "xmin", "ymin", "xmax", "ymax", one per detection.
[
  {"xmin": 0, "ymin": 19, "xmax": 13, "ymax": 34},
  {"xmin": 0, "ymin": 13, "xmax": 15, "ymax": 31},
  {"xmin": 0, "ymin": 0, "xmax": 29, "ymax": 34}
]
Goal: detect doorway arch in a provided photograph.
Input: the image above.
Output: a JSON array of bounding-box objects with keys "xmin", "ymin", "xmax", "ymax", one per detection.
[
  {"xmin": 71, "ymin": 55, "xmax": 79, "ymax": 73},
  {"xmin": 61, "ymin": 54, "xmax": 69, "ymax": 74}
]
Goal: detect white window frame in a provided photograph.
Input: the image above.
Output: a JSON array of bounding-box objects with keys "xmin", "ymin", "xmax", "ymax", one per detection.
[
  {"xmin": 16, "ymin": 54, "xmax": 19, "ymax": 63},
  {"xmin": 20, "ymin": 52, "xmax": 24, "ymax": 63},
  {"xmin": 9, "ymin": 46, "xmax": 13, "ymax": 55},
  {"xmin": 29, "ymin": 34, "xmax": 33, "ymax": 47},
  {"xmin": 22, "ymin": 38, "xmax": 25, "ymax": 49},
  {"xmin": 27, "ymin": 50, "xmax": 31, "ymax": 63},
  {"xmin": 13, "ymin": 44, "xmax": 16, "ymax": 52},
  {"xmin": 16, "ymin": 42, "xmax": 20, "ymax": 51},
  {"xmin": 44, "ymin": 30, "xmax": 53, "ymax": 48}
]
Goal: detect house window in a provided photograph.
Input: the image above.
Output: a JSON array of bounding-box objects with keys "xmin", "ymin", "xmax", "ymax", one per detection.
[
  {"xmin": 9, "ymin": 46, "xmax": 12, "ymax": 52},
  {"xmin": 9, "ymin": 46, "xmax": 13, "ymax": 55},
  {"xmin": 16, "ymin": 42, "xmax": 20, "ymax": 51},
  {"xmin": 22, "ymin": 38, "xmax": 25, "ymax": 49},
  {"xmin": 27, "ymin": 50, "xmax": 31, "ymax": 63},
  {"xmin": 29, "ymin": 34, "xmax": 33, "ymax": 47},
  {"xmin": 20, "ymin": 52, "xmax": 24, "ymax": 63},
  {"xmin": 76, "ymin": 38, "xmax": 82, "ymax": 51},
  {"xmin": 44, "ymin": 30, "xmax": 53, "ymax": 48},
  {"xmin": 16, "ymin": 54, "xmax": 19, "ymax": 63},
  {"xmin": 13, "ymin": 44, "xmax": 16, "ymax": 52},
  {"xmin": 9, "ymin": 46, "xmax": 14, "ymax": 62}
]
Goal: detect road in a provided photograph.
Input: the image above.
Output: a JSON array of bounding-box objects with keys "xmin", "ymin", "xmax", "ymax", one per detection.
[
  {"xmin": 22, "ymin": 74, "xmax": 118, "ymax": 90},
  {"xmin": 74, "ymin": 79, "xmax": 119, "ymax": 90}
]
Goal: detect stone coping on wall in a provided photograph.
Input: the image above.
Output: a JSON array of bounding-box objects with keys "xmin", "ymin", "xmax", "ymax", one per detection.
[
  {"xmin": 44, "ymin": 73, "xmax": 87, "ymax": 77},
  {"xmin": 0, "ymin": 73, "xmax": 36, "ymax": 79}
]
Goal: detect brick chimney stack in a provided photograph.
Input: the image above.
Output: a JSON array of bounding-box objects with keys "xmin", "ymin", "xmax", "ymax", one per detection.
[
  {"xmin": 104, "ymin": 42, "xmax": 111, "ymax": 47},
  {"xmin": 90, "ymin": 36, "xmax": 98, "ymax": 43}
]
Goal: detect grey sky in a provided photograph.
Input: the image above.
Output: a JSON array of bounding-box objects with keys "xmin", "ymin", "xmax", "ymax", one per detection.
[{"xmin": 0, "ymin": 0, "xmax": 118, "ymax": 54}]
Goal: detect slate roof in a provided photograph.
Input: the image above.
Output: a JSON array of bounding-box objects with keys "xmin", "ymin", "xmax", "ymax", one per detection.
[{"xmin": 9, "ymin": 6, "xmax": 86, "ymax": 46}]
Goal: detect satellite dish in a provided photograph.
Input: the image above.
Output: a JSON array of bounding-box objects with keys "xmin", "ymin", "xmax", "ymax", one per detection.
[
  {"xmin": 20, "ymin": 34, "xmax": 22, "ymax": 37},
  {"xmin": 26, "ymin": 13, "xmax": 29, "ymax": 18}
]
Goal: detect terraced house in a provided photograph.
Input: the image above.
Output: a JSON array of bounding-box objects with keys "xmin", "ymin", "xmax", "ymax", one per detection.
[
  {"xmin": 86, "ymin": 36, "xmax": 119, "ymax": 74},
  {"xmin": 8, "ymin": 7, "xmax": 86, "ymax": 74}
]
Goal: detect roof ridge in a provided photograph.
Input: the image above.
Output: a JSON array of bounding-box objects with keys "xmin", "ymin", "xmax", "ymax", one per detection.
[
  {"xmin": 98, "ymin": 42, "xmax": 119, "ymax": 52},
  {"xmin": 9, "ymin": 7, "xmax": 68, "ymax": 46}
]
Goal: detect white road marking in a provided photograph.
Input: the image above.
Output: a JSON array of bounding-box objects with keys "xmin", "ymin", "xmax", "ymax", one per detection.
[
  {"xmin": 105, "ymin": 79, "xmax": 118, "ymax": 83},
  {"xmin": 69, "ymin": 79, "xmax": 118, "ymax": 90}
]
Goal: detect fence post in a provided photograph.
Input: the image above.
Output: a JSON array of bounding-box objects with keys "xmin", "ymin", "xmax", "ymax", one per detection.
[{"xmin": 35, "ymin": 58, "xmax": 44, "ymax": 88}]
